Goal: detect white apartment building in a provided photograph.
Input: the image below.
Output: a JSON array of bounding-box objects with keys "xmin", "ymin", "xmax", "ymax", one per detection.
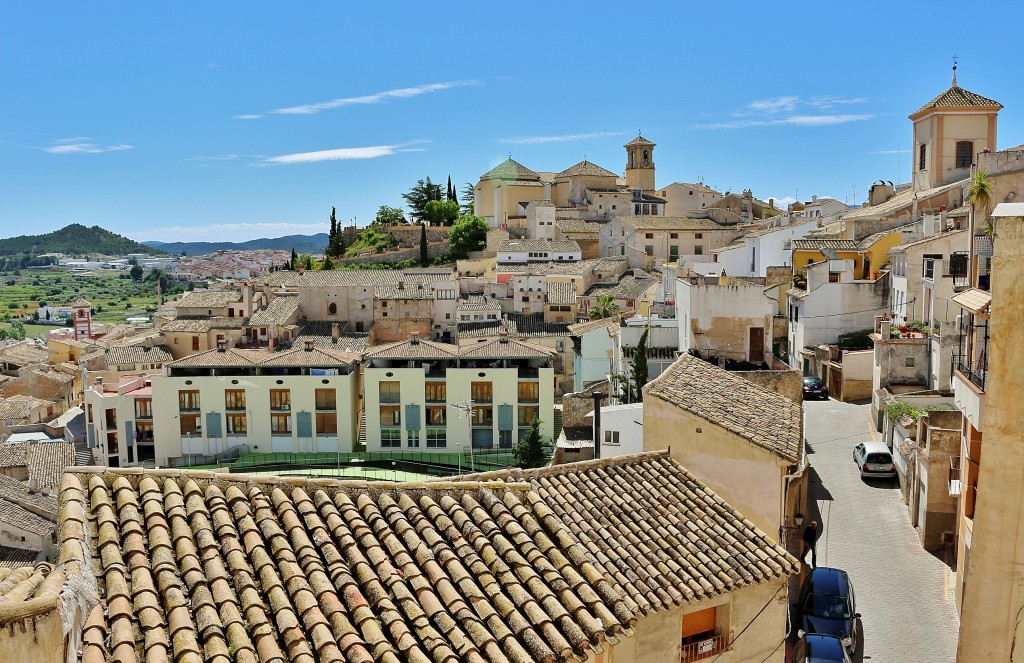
[
  {"xmin": 363, "ymin": 333, "xmax": 555, "ymax": 453},
  {"xmin": 713, "ymin": 218, "xmax": 818, "ymax": 278},
  {"xmin": 497, "ymin": 239, "xmax": 581, "ymax": 264}
]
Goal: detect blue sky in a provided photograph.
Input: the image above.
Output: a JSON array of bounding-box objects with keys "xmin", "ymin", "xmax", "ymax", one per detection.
[{"xmin": 3, "ymin": 1, "xmax": 1023, "ymax": 243}]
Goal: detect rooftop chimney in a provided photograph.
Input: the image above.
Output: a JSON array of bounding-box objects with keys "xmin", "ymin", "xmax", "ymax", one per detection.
[
  {"xmin": 498, "ymin": 330, "xmax": 509, "ymax": 343},
  {"xmin": 592, "ymin": 392, "xmax": 606, "ymax": 460},
  {"xmin": 410, "ymin": 332, "xmax": 420, "ymax": 345},
  {"xmin": 217, "ymin": 339, "xmax": 227, "ymax": 352},
  {"xmin": 331, "ymin": 322, "xmax": 340, "ymax": 339},
  {"xmin": 304, "ymin": 339, "xmax": 315, "ymax": 352},
  {"xmin": 398, "ymin": 281, "xmax": 405, "ymax": 290}
]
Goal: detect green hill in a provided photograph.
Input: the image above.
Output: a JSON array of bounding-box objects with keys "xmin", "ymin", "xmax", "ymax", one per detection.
[{"xmin": 0, "ymin": 224, "xmax": 166, "ymax": 257}]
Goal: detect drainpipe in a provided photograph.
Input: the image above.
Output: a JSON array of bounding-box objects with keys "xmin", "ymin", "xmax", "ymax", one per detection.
[{"xmin": 592, "ymin": 392, "xmax": 605, "ymax": 459}]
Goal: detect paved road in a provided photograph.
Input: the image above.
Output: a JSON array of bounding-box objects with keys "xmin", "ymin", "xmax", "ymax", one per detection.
[{"xmin": 801, "ymin": 398, "xmax": 960, "ymax": 662}]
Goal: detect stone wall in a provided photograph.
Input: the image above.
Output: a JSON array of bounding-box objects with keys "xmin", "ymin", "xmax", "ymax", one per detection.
[
  {"xmin": 732, "ymin": 368, "xmax": 804, "ymax": 403},
  {"xmin": 334, "ymin": 242, "xmax": 450, "ymax": 266},
  {"xmin": 920, "ymin": 409, "xmax": 962, "ymax": 552}
]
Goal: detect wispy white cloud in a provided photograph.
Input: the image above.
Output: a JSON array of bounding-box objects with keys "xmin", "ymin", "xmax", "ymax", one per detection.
[
  {"xmin": 270, "ymin": 80, "xmax": 481, "ymax": 115},
  {"xmin": 39, "ymin": 138, "xmax": 134, "ymax": 154},
  {"xmin": 496, "ymin": 131, "xmax": 626, "ymax": 145},
  {"xmin": 206, "ymin": 63, "xmax": 221, "ymax": 69},
  {"xmin": 697, "ymin": 94, "xmax": 874, "ymax": 130},
  {"xmin": 870, "ymin": 149, "xmax": 910, "ymax": 154},
  {"xmin": 145, "ymin": 222, "xmax": 329, "ymax": 243},
  {"xmin": 771, "ymin": 196, "xmax": 798, "ymax": 209},
  {"xmin": 232, "ymin": 114, "xmax": 263, "ymax": 120},
  {"xmin": 262, "ymin": 140, "xmax": 428, "ymax": 165}
]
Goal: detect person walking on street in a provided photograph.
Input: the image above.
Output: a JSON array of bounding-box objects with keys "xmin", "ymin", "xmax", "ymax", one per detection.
[{"xmin": 802, "ymin": 521, "xmax": 819, "ymax": 568}]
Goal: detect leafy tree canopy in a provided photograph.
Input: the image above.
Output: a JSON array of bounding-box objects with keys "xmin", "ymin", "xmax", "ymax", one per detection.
[
  {"xmin": 424, "ymin": 200, "xmax": 460, "ymax": 227},
  {"xmin": 375, "ymin": 205, "xmax": 407, "ymax": 226},
  {"xmin": 402, "ymin": 178, "xmax": 443, "ymax": 223},
  {"xmin": 589, "ymin": 294, "xmax": 620, "ymax": 320},
  {"xmin": 447, "ymin": 215, "xmax": 489, "ymax": 258},
  {"xmin": 513, "ymin": 418, "xmax": 548, "ymax": 468}
]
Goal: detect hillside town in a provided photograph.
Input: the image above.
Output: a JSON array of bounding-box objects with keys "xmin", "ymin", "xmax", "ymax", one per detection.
[{"xmin": 2, "ymin": 71, "xmax": 1023, "ymax": 663}]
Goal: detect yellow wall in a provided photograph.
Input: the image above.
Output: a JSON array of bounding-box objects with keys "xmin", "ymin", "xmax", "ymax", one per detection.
[
  {"xmin": 0, "ymin": 604, "xmax": 65, "ymax": 663},
  {"xmin": 643, "ymin": 392, "xmax": 785, "ymax": 535},
  {"xmin": 793, "ymin": 232, "xmax": 900, "ymax": 280}
]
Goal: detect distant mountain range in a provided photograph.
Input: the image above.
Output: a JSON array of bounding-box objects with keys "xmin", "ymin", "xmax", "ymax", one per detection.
[
  {"xmin": 0, "ymin": 224, "xmax": 166, "ymax": 257},
  {"xmin": 144, "ymin": 233, "xmax": 329, "ymax": 256}
]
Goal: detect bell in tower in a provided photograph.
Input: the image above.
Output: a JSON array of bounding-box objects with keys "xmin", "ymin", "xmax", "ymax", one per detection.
[{"xmin": 624, "ymin": 135, "xmax": 656, "ymax": 192}]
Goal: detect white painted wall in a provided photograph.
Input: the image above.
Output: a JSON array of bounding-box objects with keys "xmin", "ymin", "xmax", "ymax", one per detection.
[{"xmin": 586, "ymin": 403, "xmax": 644, "ymax": 457}]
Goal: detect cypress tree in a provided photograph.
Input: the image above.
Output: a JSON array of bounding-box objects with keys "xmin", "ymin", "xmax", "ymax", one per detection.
[
  {"xmin": 328, "ymin": 207, "xmax": 338, "ymax": 256},
  {"xmin": 419, "ymin": 223, "xmax": 429, "ymax": 267},
  {"xmin": 631, "ymin": 327, "xmax": 650, "ymax": 402},
  {"xmin": 290, "ymin": 248, "xmax": 298, "ymax": 270}
]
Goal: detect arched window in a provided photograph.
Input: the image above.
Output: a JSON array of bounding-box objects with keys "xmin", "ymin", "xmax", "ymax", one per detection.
[
  {"xmin": 956, "ymin": 141, "xmax": 973, "ymax": 169},
  {"xmin": 328, "ymin": 302, "xmax": 337, "ymax": 315},
  {"xmin": 919, "ymin": 144, "xmax": 927, "ymax": 172},
  {"xmin": 643, "ymin": 150, "xmax": 649, "ymax": 166},
  {"xmin": 630, "ymin": 150, "xmax": 636, "ymax": 168}
]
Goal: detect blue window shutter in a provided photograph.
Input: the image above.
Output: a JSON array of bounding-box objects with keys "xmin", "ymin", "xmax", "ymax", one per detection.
[
  {"xmin": 206, "ymin": 413, "xmax": 222, "ymax": 438},
  {"xmin": 87, "ymin": 424, "xmax": 95, "ymax": 448},
  {"xmin": 297, "ymin": 412, "xmax": 312, "ymax": 437},
  {"xmin": 498, "ymin": 404, "xmax": 513, "ymax": 431},
  {"xmin": 125, "ymin": 421, "xmax": 134, "ymax": 446},
  {"xmin": 405, "ymin": 405, "xmax": 421, "ymax": 431}
]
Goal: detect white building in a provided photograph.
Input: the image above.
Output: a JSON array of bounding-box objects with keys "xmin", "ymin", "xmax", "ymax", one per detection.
[
  {"xmin": 363, "ymin": 334, "xmax": 555, "ymax": 453},
  {"xmin": 713, "ymin": 218, "xmax": 818, "ymax": 278},
  {"xmin": 677, "ymin": 275, "xmax": 783, "ymax": 364},
  {"xmin": 568, "ymin": 317, "xmax": 623, "ymax": 392},
  {"xmin": 497, "ymin": 239, "xmax": 581, "ymax": 264},
  {"xmin": 586, "ymin": 402, "xmax": 644, "ymax": 457}
]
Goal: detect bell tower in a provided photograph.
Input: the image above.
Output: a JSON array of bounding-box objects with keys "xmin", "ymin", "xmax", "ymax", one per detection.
[
  {"xmin": 624, "ymin": 135, "xmax": 656, "ymax": 192},
  {"xmin": 71, "ymin": 298, "xmax": 92, "ymax": 340}
]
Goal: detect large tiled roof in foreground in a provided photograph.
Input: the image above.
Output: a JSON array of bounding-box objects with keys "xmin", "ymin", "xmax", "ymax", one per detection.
[
  {"xmin": 646, "ymin": 354, "xmax": 804, "ymax": 464},
  {"xmin": 61, "ymin": 468, "xmax": 636, "ymax": 663},
  {"xmin": 456, "ymin": 452, "xmax": 798, "ymax": 615}
]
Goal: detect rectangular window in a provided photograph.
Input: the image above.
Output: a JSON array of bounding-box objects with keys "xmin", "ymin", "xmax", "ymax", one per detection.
[
  {"xmin": 956, "ymin": 141, "xmax": 973, "ymax": 169},
  {"xmin": 379, "ymin": 381, "xmax": 401, "ymax": 404},
  {"xmin": 634, "ymin": 204, "xmax": 641, "ymax": 214},
  {"xmin": 316, "ymin": 412, "xmax": 337, "ymax": 435},
  {"xmin": 518, "ymin": 406, "xmax": 540, "ymax": 426},
  {"xmin": 178, "ymin": 390, "xmax": 200, "ymax": 411},
  {"xmin": 645, "ymin": 245, "xmax": 654, "ymax": 256},
  {"xmin": 645, "ymin": 233, "xmax": 654, "ymax": 239},
  {"xmin": 381, "ymin": 429, "xmax": 402, "ymax": 448},
  {"xmin": 426, "ymin": 406, "xmax": 447, "ymax": 425},
  {"xmin": 518, "ymin": 382, "xmax": 539, "ymax": 403},
  {"xmin": 192, "ymin": 336, "xmax": 200, "ymax": 351},
  {"xmin": 134, "ymin": 398, "xmax": 153, "ymax": 419},
  {"xmin": 227, "ymin": 413, "xmax": 247, "ymax": 435},
  {"xmin": 315, "ymin": 388, "xmax": 336, "ymax": 410},
  {"xmin": 407, "ymin": 430, "xmax": 421, "ymax": 448},
  {"xmin": 270, "ymin": 389, "xmax": 291, "ymax": 411},
  {"xmin": 471, "ymin": 382, "xmax": 492, "ymax": 403},
  {"xmin": 828, "ymin": 272, "xmax": 840, "ymax": 283},
  {"xmin": 271, "ymin": 413, "xmax": 291, "ymax": 435},
  {"xmin": 919, "ymin": 144, "xmax": 927, "ymax": 171},
  {"xmin": 670, "ymin": 233, "xmax": 678, "ymax": 239},
  {"xmin": 225, "ymin": 389, "xmax": 246, "ymax": 411},
  {"xmin": 695, "ymin": 233, "xmax": 703, "ymax": 239},
  {"xmin": 605, "ymin": 430, "xmax": 620, "ymax": 445},
  {"xmin": 669, "ymin": 245, "xmax": 679, "ymax": 259},
  {"xmin": 472, "ymin": 406, "xmax": 493, "ymax": 426},
  {"xmin": 180, "ymin": 414, "xmax": 201, "ymax": 436},
  {"xmin": 426, "ymin": 428, "xmax": 446, "ymax": 448},
  {"xmin": 694, "ymin": 246, "xmax": 703, "ymax": 255},
  {"xmin": 380, "ymin": 405, "xmax": 401, "ymax": 426},
  {"xmin": 425, "ymin": 381, "xmax": 446, "ymax": 403}
]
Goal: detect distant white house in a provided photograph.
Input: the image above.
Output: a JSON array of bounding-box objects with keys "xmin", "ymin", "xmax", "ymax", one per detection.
[
  {"xmin": 497, "ymin": 239, "xmax": 581, "ymax": 264},
  {"xmin": 586, "ymin": 403, "xmax": 644, "ymax": 457},
  {"xmin": 713, "ymin": 217, "xmax": 818, "ymax": 278}
]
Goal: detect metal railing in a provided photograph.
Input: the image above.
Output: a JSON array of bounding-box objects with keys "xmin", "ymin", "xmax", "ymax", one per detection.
[
  {"xmin": 954, "ymin": 352, "xmax": 987, "ymax": 391},
  {"xmin": 680, "ymin": 634, "xmax": 728, "ymax": 660}
]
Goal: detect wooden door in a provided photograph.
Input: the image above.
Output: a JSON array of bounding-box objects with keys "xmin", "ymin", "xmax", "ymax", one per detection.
[{"xmin": 748, "ymin": 327, "xmax": 765, "ymax": 363}]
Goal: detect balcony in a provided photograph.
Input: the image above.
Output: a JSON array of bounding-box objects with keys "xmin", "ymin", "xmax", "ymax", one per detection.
[
  {"xmin": 949, "ymin": 456, "xmax": 961, "ymax": 496},
  {"xmin": 680, "ymin": 634, "xmax": 728, "ymax": 661},
  {"xmin": 949, "ymin": 252, "xmax": 969, "ymax": 291}
]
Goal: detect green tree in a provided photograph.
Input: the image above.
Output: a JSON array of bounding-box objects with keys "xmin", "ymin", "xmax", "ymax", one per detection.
[
  {"xmin": 630, "ymin": 327, "xmax": 649, "ymax": 402},
  {"xmin": 321, "ymin": 254, "xmax": 334, "ymax": 270},
  {"xmin": 402, "ymin": 177, "xmax": 444, "ymax": 223},
  {"xmin": 424, "ymin": 199, "xmax": 460, "ymax": 226},
  {"xmin": 969, "ymin": 170, "xmax": 994, "ymax": 239},
  {"xmin": 290, "ymin": 248, "xmax": 298, "ymax": 270},
  {"xmin": 375, "ymin": 205, "xmax": 406, "ymax": 226},
  {"xmin": 419, "ymin": 223, "xmax": 429, "ymax": 267},
  {"xmin": 129, "ymin": 264, "xmax": 144, "ymax": 280},
  {"xmin": 303, "ymin": 254, "xmax": 314, "ymax": 270},
  {"xmin": 513, "ymin": 418, "xmax": 548, "ymax": 469},
  {"xmin": 447, "ymin": 215, "xmax": 489, "ymax": 258},
  {"xmin": 588, "ymin": 294, "xmax": 620, "ymax": 320},
  {"xmin": 460, "ymin": 182, "xmax": 476, "ymax": 216},
  {"xmin": 327, "ymin": 207, "xmax": 339, "ymax": 256},
  {"xmin": 8, "ymin": 320, "xmax": 25, "ymax": 340}
]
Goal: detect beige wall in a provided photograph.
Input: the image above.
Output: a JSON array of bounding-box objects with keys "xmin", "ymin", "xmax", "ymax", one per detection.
[
  {"xmin": 0, "ymin": 602, "xmax": 65, "ymax": 663},
  {"xmin": 643, "ymin": 392, "xmax": 785, "ymax": 535}
]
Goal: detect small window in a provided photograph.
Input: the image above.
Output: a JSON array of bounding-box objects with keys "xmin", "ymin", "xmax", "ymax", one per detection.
[
  {"xmin": 906, "ymin": 357, "xmax": 916, "ymax": 367},
  {"xmin": 694, "ymin": 246, "xmax": 703, "ymax": 255},
  {"xmin": 919, "ymin": 144, "xmax": 927, "ymax": 172},
  {"xmin": 328, "ymin": 302, "xmax": 337, "ymax": 315},
  {"xmin": 829, "ymin": 272, "xmax": 840, "ymax": 283},
  {"xmin": 604, "ymin": 430, "xmax": 620, "ymax": 445},
  {"xmin": 956, "ymin": 141, "xmax": 973, "ymax": 169},
  {"xmin": 694, "ymin": 233, "xmax": 703, "ymax": 239}
]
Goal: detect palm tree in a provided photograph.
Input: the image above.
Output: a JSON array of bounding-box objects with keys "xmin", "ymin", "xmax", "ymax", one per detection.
[
  {"xmin": 588, "ymin": 294, "xmax": 620, "ymax": 320},
  {"xmin": 968, "ymin": 170, "xmax": 993, "ymax": 239}
]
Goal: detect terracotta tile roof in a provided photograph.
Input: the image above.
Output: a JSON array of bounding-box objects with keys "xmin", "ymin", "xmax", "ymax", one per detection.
[
  {"xmin": 60, "ymin": 467, "xmax": 636, "ymax": 663},
  {"xmin": 841, "ymin": 178, "xmax": 966, "ymax": 221},
  {"xmin": 568, "ymin": 316, "xmax": 620, "ymax": 336},
  {"xmin": 481, "ymin": 157, "xmax": 541, "ymax": 181},
  {"xmin": 662, "ymin": 181, "xmax": 721, "ymax": 195},
  {"xmin": 365, "ymin": 338, "xmax": 459, "ymax": 360},
  {"xmin": 555, "ymin": 219, "xmax": 603, "ymax": 235},
  {"xmin": 247, "ymin": 295, "xmax": 300, "ymax": 326},
  {"xmin": 613, "ymin": 216, "xmax": 726, "ymax": 231},
  {"xmin": 0, "ymin": 546, "xmax": 40, "ymax": 569},
  {"xmin": 787, "ymin": 287, "xmax": 808, "ymax": 300},
  {"xmin": 296, "ymin": 269, "xmax": 453, "ymax": 288},
  {"xmin": 374, "ymin": 283, "xmax": 434, "ymax": 300},
  {"xmin": 26, "ymin": 442, "xmax": 76, "ymax": 490},
  {"xmin": 159, "ymin": 318, "xmax": 231, "ymax": 333},
  {"xmin": 498, "ymin": 239, "xmax": 582, "ymax": 254},
  {"xmin": 104, "ymin": 344, "xmax": 173, "ymax": 366},
  {"xmin": 624, "ymin": 135, "xmax": 655, "ymax": 146},
  {"xmin": 457, "ymin": 314, "xmax": 571, "ymax": 340},
  {"xmin": 0, "ymin": 397, "xmax": 44, "ymax": 423},
  {"xmin": 0, "ymin": 475, "xmax": 59, "ymax": 518},
  {"xmin": 0, "ymin": 563, "xmax": 57, "ymax": 602},
  {"xmin": 0, "ymin": 341, "xmax": 49, "ymax": 367},
  {"xmin": 584, "ymin": 276, "xmax": 656, "ymax": 302},
  {"xmin": 455, "ymin": 452, "xmax": 798, "ymax": 612},
  {"xmin": 293, "ymin": 322, "xmax": 371, "ymax": 354},
  {"xmin": 0, "ymin": 494, "xmax": 54, "ymax": 536},
  {"xmin": 0, "ymin": 442, "xmax": 28, "ymax": 468},
  {"xmin": 555, "ymin": 160, "xmax": 618, "ymax": 179},
  {"xmin": 646, "ymin": 355, "xmax": 803, "ymax": 463},
  {"xmin": 69, "ymin": 298, "xmax": 92, "ymax": 307},
  {"xmin": 458, "ymin": 337, "xmax": 554, "ymax": 359},
  {"xmin": 790, "ymin": 239, "xmax": 860, "ymax": 252},
  {"xmin": 175, "ymin": 290, "xmax": 242, "ymax": 309},
  {"xmin": 546, "ymin": 282, "xmax": 578, "ymax": 305},
  {"xmin": 910, "ymin": 84, "xmax": 1002, "ymax": 119},
  {"xmin": 456, "ymin": 296, "xmax": 501, "ymax": 312},
  {"xmin": 259, "ymin": 346, "xmax": 361, "ymax": 368}
]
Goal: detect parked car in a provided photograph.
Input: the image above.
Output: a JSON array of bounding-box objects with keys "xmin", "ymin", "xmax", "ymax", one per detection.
[
  {"xmin": 799, "ymin": 567, "xmax": 860, "ymax": 654},
  {"xmin": 803, "ymin": 376, "xmax": 829, "ymax": 400},
  {"xmin": 853, "ymin": 440, "xmax": 897, "ymax": 479},
  {"xmin": 794, "ymin": 633, "xmax": 852, "ymax": 662}
]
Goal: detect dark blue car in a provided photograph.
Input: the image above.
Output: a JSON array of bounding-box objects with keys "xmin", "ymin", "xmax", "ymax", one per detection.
[
  {"xmin": 794, "ymin": 633, "xmax": 852, "ymax": 662},
  {"xmin": 799, "ymin": 567, "xmax": 860, "ymax": 653}
]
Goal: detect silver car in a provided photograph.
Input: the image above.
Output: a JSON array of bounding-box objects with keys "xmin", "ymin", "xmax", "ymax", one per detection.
[{"xmin": 853, "ymin": 440, "xmax": 896, "ymax": 479}]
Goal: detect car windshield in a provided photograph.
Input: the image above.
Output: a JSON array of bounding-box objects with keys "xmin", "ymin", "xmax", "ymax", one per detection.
[
  {"xmin": 804, "ymin": 378, "xmax": 823, "ymax": 387},
  {"xmin": 805, "ymin": 637, "xmax": 846, "ymax": 661},
  {"xmin": 866, "ymin": 453, "xmax": 891, "ymax": 464},
  {"xmin": 803, "ymin": 592, "xmax": 851, "ymax": 619}
]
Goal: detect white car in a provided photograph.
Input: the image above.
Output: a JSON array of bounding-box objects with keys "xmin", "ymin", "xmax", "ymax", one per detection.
[{"xmin": 853, "ymin": 441, "xmax": 896, "ymax": 479}]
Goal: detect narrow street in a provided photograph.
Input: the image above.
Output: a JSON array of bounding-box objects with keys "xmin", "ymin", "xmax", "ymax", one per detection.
[{"xmin": 802, "ymin": 399, "xmax": 960, "ymax": 662}]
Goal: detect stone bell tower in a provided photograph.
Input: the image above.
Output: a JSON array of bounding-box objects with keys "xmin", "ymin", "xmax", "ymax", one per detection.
[{"xmin": 624, "ymin": 135, "xmax": 656, "ymax": 192}]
